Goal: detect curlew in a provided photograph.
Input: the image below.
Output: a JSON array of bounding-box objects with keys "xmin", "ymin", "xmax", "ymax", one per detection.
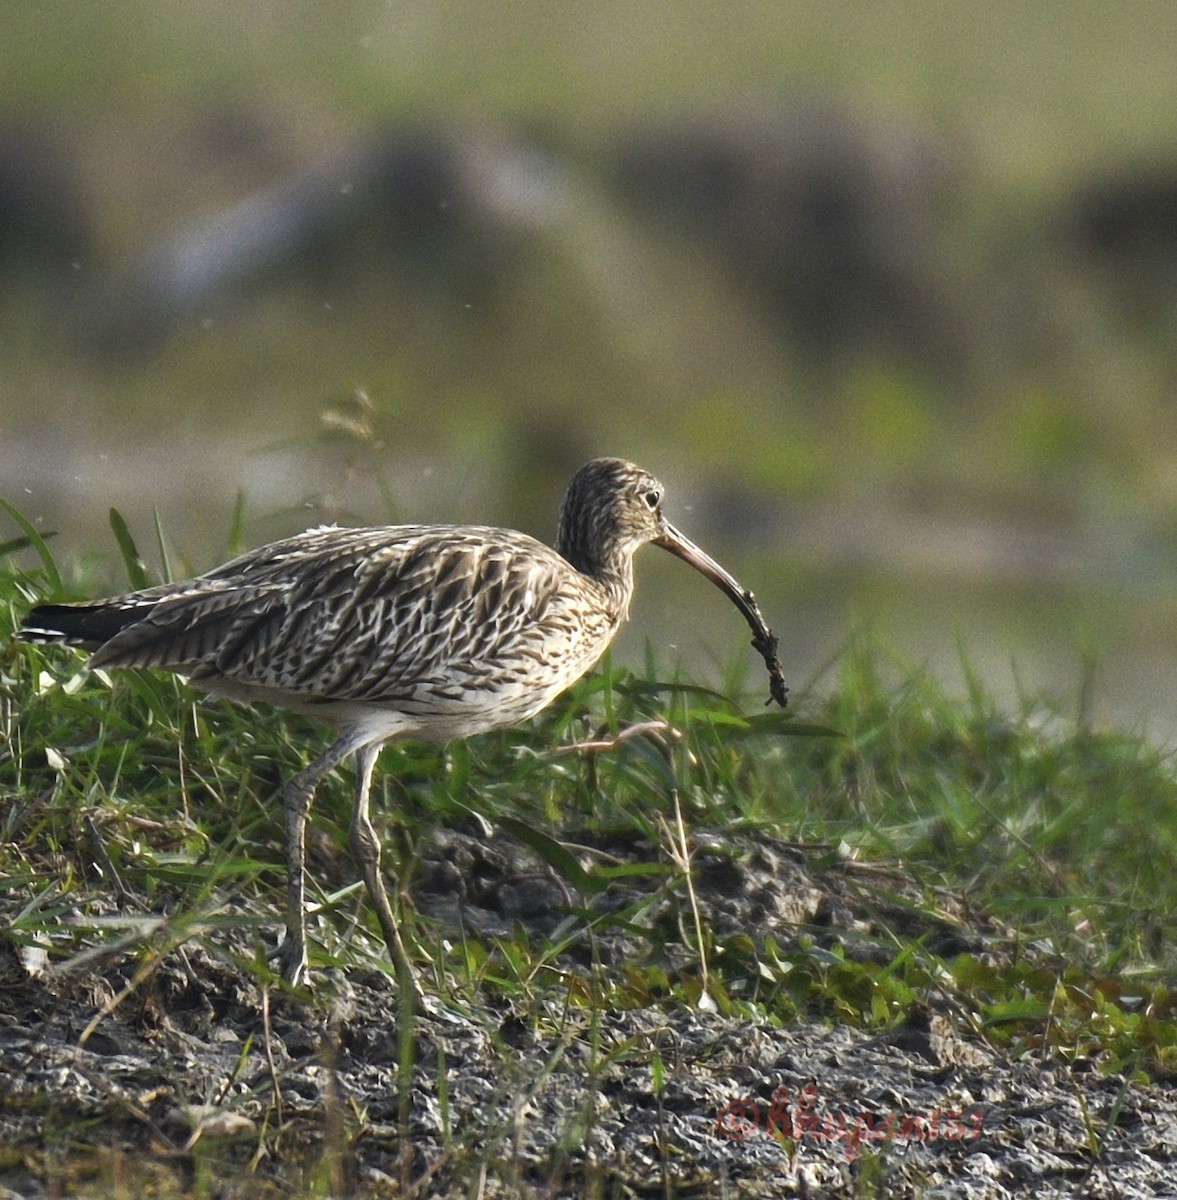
[{"xmin": 18, "ymin": 457, "xmax": 786, "ymax": 986}]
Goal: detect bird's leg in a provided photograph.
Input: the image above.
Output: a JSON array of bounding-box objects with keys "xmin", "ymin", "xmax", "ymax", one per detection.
[
  {"xmin": 279, "ymin": 732, "xmax": 366, "ymax": 986},
  {"xmin": 280, "ymin": 771, "xmax": 314, "ymax": 986},
  {"xmin": 348, "ymin": 740, "xmax": 425, "ymax": 999}
]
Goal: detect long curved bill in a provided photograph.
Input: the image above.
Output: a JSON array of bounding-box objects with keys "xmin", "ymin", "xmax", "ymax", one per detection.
[{"xmin": 654, "ymin": 522, "xmax": 789, "ymax": 708}]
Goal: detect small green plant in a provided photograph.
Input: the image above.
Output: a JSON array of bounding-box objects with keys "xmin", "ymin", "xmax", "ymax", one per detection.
[{"xmin": 5, "ymin": 499, "xmax": 1177, "ymax": 1197}]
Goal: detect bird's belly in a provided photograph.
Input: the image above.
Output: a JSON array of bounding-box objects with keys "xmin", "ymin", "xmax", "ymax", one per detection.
[{"xmin": 190, "ymin": 618, "xmax": 615, "ymax": 743}]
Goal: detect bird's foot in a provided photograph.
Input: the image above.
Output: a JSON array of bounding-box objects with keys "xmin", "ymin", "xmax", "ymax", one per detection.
[{"xmin": 271, "ymin": 934, "xmax": 310, "ymax": 988}]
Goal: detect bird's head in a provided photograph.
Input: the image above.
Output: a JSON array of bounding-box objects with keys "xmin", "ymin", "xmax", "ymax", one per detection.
[
  {"xmin": 556, "ymin": 458, "xmax": 669, "ymax": 576},
  {"xmin": 556, "ymin": 456, "xmax": 789, "ymax": 707}
]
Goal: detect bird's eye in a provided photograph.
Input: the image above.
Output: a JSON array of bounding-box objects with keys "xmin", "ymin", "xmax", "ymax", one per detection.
[{"xmin": 642, "ymin": 489, "xmax": 661, "ymax": 510}]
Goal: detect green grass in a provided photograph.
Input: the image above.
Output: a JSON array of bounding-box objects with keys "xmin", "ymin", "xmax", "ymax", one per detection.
[
  {"xmin": 3, "ymin": 504, "xmax": 1177, "ymax": 1069},
  {"xmin": 5, "ymin": 504, "xmax": 1177, "ymax": 1197}
]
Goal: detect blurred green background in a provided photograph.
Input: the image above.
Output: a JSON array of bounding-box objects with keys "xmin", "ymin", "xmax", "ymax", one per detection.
[{"xmin": 4, "ymin": 0, "xmax": 1177, "ymax": 734}]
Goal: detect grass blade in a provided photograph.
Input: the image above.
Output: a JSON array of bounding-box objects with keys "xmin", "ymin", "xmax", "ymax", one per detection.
[
  {"xmin": 225, "ymin": 488, "xmax": 247, "ymax": 558},
  {"xmin": 108, "ymin": 507, "xmax": 150, "ymax": 590},
  {"xmin": 0, "ymin": 498, "xmax": 62, "ymax": 593},
  {"xmin": 497, "ymin": 816, "xmax": 606, "ymax": 896},
  {"xmin": 153, "ymin": 507, "xmax": 173, "ymax": 584},
  {"xmin": 734, "ymin": 711, "xmax": 844, "ymax": 738}
]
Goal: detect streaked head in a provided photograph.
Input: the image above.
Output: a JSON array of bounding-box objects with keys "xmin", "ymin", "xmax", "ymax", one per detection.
[
  {"xmin": 557, "ymin": 458, "xmax": 758, "ymax": 623},
  {"xmin": 557, "ymin": 458, "xmax": 667, "ymax": 576}
]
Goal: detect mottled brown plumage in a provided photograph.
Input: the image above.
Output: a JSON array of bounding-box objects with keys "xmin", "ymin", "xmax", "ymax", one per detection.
[{"xmin": 19, "ymin": 457, "xmax": 786, "ymax": 986}]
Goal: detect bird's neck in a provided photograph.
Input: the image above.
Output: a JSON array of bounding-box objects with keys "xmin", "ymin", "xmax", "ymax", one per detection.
[
  {"xmin": 561, "ymin": 539, "xmax": 635, "ymax": 622},
  {"xmin": 594, "ymin": 556, "xmax": 635, "ymax": 622}
]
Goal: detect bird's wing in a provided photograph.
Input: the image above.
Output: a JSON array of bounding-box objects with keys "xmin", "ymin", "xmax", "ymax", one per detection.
[{"xmin": 90, "ymin": 525, "xmax": 583, "ymax": 704}]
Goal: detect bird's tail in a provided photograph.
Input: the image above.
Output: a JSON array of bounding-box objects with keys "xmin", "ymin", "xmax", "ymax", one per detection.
[{"xmin": 17, "ymin": 602, "xmax": 143, "ymax": 651}]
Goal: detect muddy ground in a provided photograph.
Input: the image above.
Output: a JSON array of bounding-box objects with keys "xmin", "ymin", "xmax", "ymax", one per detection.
[{"xmin": 2, "ymin": 830, "xmax": 1175, "ymax": 1198}]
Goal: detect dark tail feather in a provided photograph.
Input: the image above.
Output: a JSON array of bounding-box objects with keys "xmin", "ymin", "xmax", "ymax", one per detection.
[{"xmin": 17, "ymin": 602, "xmax": 140, "ymax": 650}]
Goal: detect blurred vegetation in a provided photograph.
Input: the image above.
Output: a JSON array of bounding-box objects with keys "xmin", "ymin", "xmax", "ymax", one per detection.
[{"xmin": 3, "ymin": 1, "xmax": 1177, "ymax": 731}]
